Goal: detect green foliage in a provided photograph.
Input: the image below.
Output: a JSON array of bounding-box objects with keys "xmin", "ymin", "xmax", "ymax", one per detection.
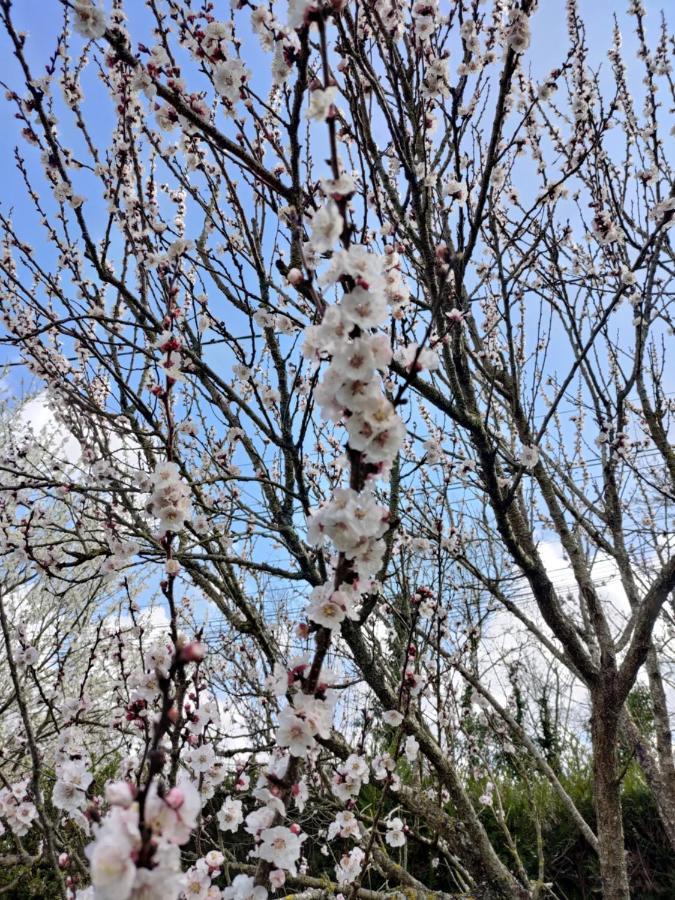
[
  {"xmin": 0, "ymin": 829, "xmax": 62, "ymax": 898},
  {"xmin": 468, "ymin": 759, "xmax": 675, "ymax": 898},
  {"xmin": 350, "ymin": 718, "xmax": 674, "ymax": 897}
]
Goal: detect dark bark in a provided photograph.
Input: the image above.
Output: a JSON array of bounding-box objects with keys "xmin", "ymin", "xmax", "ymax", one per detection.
[{"xmin": 591, "ymin": 688, "xmax": 631, "ymax": 899}]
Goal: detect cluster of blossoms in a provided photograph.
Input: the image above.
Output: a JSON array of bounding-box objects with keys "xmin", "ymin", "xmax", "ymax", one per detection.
[
  {"xmin": 239, "ymin": 47, "xmax": 422, "ymax": 884},
  {"xmin": 258, "ymin": 175, "xmax": 414, "ymax": 886},
  {"xmin": 592, "ymin": 208, "xmax": 622, "ymax": 245},
  {"xmin": 327, "ymin": 809, "xmax": 362, "ymax": 842},
  {"xmin": 171, "ymin": 18, "xmax": 253, "ymax": 115},
  {"xmin": 185, "ymin": 739, "xmax": 228, "ymax": 800},
  {"xmin": 302, "ymin": 247, "xmax": 406, "ymax": 467},
  {"xmin": 0, "ymin": 780, "xmax": 37, "ymax": 836},
  {"xmin": 412, "ymin": 0, "xmax": 442, "ymax": 43},
  {"xmin": 52, "ymin": 727, "xmax": 93, "ymax": 828},
  {"xmin": 182, "ymin": 852, "xmax": 227, "ymax": 899},
  {"xmin": 239, "ymin": 178, "xmax": 411, "ymax": 892},
  {"xmin": 153, "ymin": 331, "xmax": 185, "ymax": 384},
  {"xmin": 276, "ymin": 692, "xmax": 335, "ymax": 758},
  {"xmin": 299, "ymin": 237, "xmax": 409, "ymax": 608},
  {"xmin": 213, "ymin": 58, "xmax": 251, "ymax": 110},
  {"xmin": 504, "ymin": 8, "xmax": 532, "ymax": 54},
  {"xmin": 178, "ymin": 8, "xmax": 300, "ymax": 91},
  {"xmin": 307, "ymin": 489, "xmax": 389, "ymax": 582},
  {"xmin": 234, "ymin": 759, "xmax": 307, "ymax": 885},
  {"xmin": 335, "ymin": 846, "xmax": 366, "ymax": 885},
  {"xmin": 305, "ymin": 581, "xmax": 361, "ymax": 630},
  {"xmin": 82, "ymin": 777, "xmax": 200, "ymax": 900},
  {"xmin": 73, "ymin": 1, "xmax": 107, "ymax": 41},
  {"xmin": 75, "ymin": 630, "xmax": 210, "ymax": 898},
  {"xmin": 331, "ymin": 753, "xmax": 370, "ymax": 802},
  {"xmin": 144, "ymin": 461, "xmax": 191, "ymax": 534}
]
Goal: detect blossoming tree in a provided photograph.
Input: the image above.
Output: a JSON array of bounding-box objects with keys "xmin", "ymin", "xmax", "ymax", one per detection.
[{"xmin": 0, "ymin": 0, "xmax": 673, "ymax": 898}]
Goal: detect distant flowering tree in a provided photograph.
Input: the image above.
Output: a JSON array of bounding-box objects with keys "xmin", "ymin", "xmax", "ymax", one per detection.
[{"xmin": 0, "ymin": 0, "xmax": 673, "ymax": 898}]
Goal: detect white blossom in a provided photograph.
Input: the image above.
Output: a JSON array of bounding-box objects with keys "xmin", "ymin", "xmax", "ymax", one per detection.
[
  {"xmin": 307, "ymin": 87, "xmax": 337, "ymax": 122},
  {"xmin": 257, "ymin": 825, "xmax": 306, "ymax": 873},
  {"xmin": 309, "ymin": 202, "xmax": 344, "ymax": 252},
  {"xmin": 73, "ymin": 2, "xmax": 106, "ymax": 40},
  {"xmin": 213, "ymin": 59, "xmax": 250, "ymax": 104}
]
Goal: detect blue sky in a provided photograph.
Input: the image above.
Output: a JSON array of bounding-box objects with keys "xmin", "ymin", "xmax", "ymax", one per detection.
[
  {"xmin": 1, "ymin": 0, "xmax": 671, "ymax": 502},
  {"xmin": 0, "ymin": 0, "xmax": 671, "ymax": 477},
  {"xmin": 0, "ymin": 0, "xmax": 666, "ymax": 215}
]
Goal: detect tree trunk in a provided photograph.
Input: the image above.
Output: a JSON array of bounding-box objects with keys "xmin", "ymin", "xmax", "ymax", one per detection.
[{"xmin": 591, "ymin": 691, "xmax": 631, "ymax": 899}]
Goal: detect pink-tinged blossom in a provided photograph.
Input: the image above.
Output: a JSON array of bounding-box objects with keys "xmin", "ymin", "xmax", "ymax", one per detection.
[
  {"xmin": 258, "ymin": 825, "xmax": 306, "ymax": 874},
  {"xmin": 105, "ymin": 781, "xmax": 135, "ymax": 808},
  {"xmin": 183, "ymin": 863, "xmax": 211, "ymax": 899},
  {"xmin": 144, "ymin": 777, "xmax": 201, "ymax": 845},
  {"xmin": 269, "ymin": 869, "xmax": 286, "ymax": 890},
  {"xmin": 213, "ymin": 60, "xmax": 251, "ymax": 104},
  {"xmin": 383, "ymin": 710, "xmax": 403, "ymax": 727},
  {"xmin": 306, "ymin": 586, "xmax": 359, "ymax": 630},
  {"xmin": 217, "ymin": 796, "xmax": 244, "ymax": 833},
  {"xmin": 517, "ymin": 445, "xmax": 540, "ymax": 470},
  {"xmin": 385, "ymin": 816, "xmax": 406, "ymax": 847},
  {"xmin": 327, "ymin": 810, "xmax": 361, "ymax": 842},
  {"xmin": 244, "ymin": 806, "xmax": 276, "ymax": 839},
  {"xmin": 335, "ymin": 846, "xmax": 365, "ymax": 885},
  {"xmin": 205, "ymin": 850, "xmax": 224, "ymax": 869},
  {"xmin": 0, "ymin": 783, "xmax": 37, "ymax": 837},
  {"xmin": 85, "ymin": 807, "xmax": 141, "ymax": 900},
  {"xmin": 276, "ymin": 706, "xmax": 316, "ymax": 757}
]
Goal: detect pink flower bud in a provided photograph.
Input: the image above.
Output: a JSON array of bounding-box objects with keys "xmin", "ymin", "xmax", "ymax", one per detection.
[
  {"xmin": 287, "ymin": 267, "xmax": 303, "ymax": 285},
  {"xmin": 179, "ymin": 641, "xmax": 206, "ymax": 663},
  {"xmin": 165, "ymin": 787, "xmax": 184, "ymax": 810},
  {"xmin": 269, "ymin": 870, "xmax": 286, "ymax": 890}
]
